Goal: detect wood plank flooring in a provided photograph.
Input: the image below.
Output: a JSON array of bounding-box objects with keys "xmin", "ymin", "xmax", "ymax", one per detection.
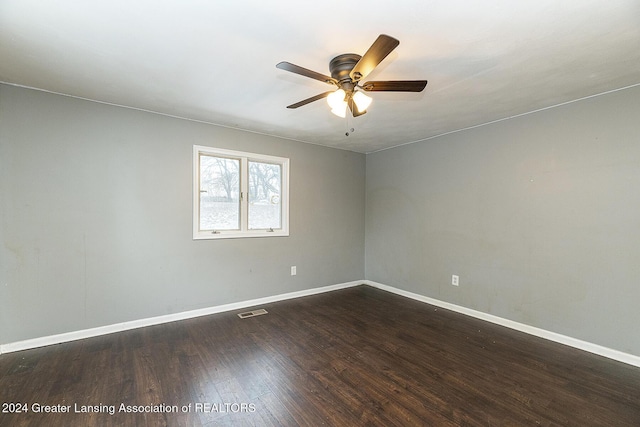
[{"xmin": 1, "ymin": 285, "xmax": 639, "ymax": 426}]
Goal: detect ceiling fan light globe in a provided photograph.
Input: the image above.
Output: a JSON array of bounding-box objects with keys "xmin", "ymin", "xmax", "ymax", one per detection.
[
  {"xmin": 327, "ymin": 89, "xmax": 346, "ymax": 110},
  {"xmin": 353, "ymin": 91, "xmax": 372, "ymax": 112},
  {"xmin": 331, "ymin": 103, "xmax": 347, "ymax": 118}
]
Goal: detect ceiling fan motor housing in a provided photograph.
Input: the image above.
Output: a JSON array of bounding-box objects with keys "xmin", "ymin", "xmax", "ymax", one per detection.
[{"xmin": 329, "ymin": 53, "xmax": 361, "ymax": 92}]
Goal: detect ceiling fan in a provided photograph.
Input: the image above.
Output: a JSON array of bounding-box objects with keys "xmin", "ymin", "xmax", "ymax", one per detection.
[{"xmin": 276, "ymin": 34, "xmax": 427, "ymax": 118}]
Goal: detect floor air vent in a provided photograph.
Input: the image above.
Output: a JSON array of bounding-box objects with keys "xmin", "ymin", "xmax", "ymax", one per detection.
[{"xmin": 237, "ymin": 309, "xmax": 268, "ymax": 319}]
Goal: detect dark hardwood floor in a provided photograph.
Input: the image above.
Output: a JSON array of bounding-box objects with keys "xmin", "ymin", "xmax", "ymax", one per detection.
[{"xmin": 1, "ymin": 285, "xmax": 639, "ymax": 426}]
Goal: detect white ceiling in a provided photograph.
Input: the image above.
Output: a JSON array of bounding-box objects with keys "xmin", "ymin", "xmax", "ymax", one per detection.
[{"xmin": 1, "ymin": 1, "xmax": 639, "ymax": 153}]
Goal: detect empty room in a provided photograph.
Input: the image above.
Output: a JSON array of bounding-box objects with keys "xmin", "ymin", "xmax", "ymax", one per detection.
[{"xmin": 1, "ymin": 1, "xmax": 639, "ymax": 426}]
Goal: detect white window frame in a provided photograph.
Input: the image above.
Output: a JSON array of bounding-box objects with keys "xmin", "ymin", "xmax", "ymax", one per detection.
[{"xmin": 193, "ymin": 145, "xmax": 289, "ymax": 240}]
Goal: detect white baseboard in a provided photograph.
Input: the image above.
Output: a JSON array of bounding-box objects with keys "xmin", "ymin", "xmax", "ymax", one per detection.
[
  {"xmin": 364, "ymin": 280, "xmax": 640, "ymax": 368},
  {"xmin": 0, "ymin": 280, "xmax": 362, "ymax": 355},
  {"xmin": 3, "ymin": 280, "xmax": 639, "ymax": 368}
]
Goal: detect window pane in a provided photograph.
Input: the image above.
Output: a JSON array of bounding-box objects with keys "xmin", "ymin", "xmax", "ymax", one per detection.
[
  {"xmin": 248, "ymin": 161, "xmax": 282, "ymax": 230},
  {"xmin": 199, "ymin": 155, "xmax": 240, "ymax": 230}
]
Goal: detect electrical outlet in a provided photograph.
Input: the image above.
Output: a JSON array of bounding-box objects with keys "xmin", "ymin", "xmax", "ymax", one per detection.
[
  {"xmin": 291, "ymin": 266, "xmax": 297, "ymax": 276},
  {"xmin": 452, "ymin": 275, "xmax": 459, "ymax": 286}
]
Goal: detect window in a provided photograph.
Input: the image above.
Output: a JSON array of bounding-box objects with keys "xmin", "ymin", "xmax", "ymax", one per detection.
[{"xmin": 193, "ymin": 145, "xmax": 289, "ymax": 239}]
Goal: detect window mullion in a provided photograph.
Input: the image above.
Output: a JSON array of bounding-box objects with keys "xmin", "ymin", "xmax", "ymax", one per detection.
[{"xmin": 240, "ymin": 157, "xmax": 249, "ymax": 232}]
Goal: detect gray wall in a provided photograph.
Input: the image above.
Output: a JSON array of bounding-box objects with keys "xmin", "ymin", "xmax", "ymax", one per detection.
[
  {"xmin": 366, "ymin": 85, "xmax": 640, "ymax": 356},
  {"xmin": 3, "ymin": 81, "xmax": 639, "ymax": 358},
  {"xmin": 0, "ymin": 84, "xmax": 365, "ymax": 345}
]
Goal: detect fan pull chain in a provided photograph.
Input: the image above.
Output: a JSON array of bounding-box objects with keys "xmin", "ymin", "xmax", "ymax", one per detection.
[{"xmin": 345, "ymin": 112, "xmax": 355, "ymax": 137}]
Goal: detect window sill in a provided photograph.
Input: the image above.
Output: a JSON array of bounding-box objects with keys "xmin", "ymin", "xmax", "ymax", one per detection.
[{"xmin": 193, "ymin": 229, "xmax": 289, "ymax": 240}]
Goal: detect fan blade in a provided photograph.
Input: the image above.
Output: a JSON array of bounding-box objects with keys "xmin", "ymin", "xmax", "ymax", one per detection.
[
  {"xmin": 286, "ymin": 91, "xmax": 334, "ymax": 109},
  {"xmin": 277, "ymin": 62, "xmax": 337, "ymax": 85},
  {"xmin": 361, "ymin": 80, "xmax": 428, "ymax": 92},
  {"xmin": 349, "ymin": 34, "xmax": 399, "ymax": 82},
  {"xmin": 347, "ymin": 97, "xmax": 366, "ymax": 117}
]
